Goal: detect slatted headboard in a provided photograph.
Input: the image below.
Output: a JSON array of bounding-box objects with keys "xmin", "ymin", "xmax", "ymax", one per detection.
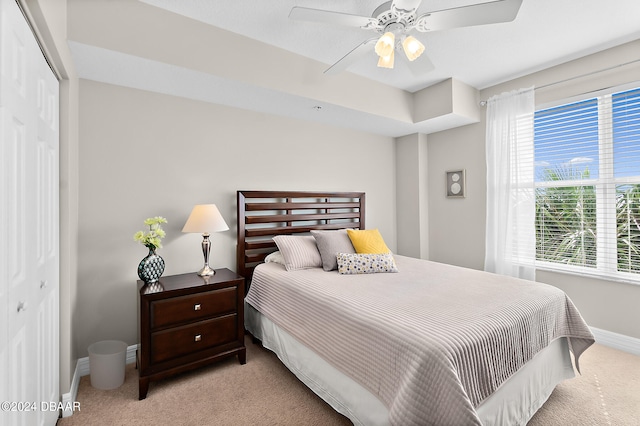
[{"xmin": 237, "ymin": 190, "xmax": 366, "ymax": 287}]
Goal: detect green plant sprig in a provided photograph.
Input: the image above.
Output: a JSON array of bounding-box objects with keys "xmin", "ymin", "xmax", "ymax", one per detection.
[{"xmin": 133, "ymin": 216, "xmax": 167, "ymax": 250}]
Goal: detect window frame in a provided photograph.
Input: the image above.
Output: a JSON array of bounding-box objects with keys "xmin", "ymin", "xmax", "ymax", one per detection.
[{"xmin": 533, "ymin": 82, "xmax": 640, "ymax": 285}]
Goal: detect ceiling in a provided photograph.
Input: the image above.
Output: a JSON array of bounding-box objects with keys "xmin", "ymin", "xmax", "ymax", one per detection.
[{"xmin": 68, "ymin": 0, "xmax": 640, "ymax": 137}]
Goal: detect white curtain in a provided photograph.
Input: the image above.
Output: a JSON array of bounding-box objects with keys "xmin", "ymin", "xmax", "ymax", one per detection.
[{"xmin": 484, "ymin": 87, "xmax": 536, "ymax": 280}]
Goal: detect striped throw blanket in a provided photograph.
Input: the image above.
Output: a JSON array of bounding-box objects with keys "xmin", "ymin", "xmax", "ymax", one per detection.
[{"xmin": 245, "ymin": 255, "xmax": 594, "ymax": 425}]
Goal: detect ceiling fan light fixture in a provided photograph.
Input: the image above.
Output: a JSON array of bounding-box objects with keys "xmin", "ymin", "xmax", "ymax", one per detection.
[
  {"xmin": 402, "ymin": 36, "xmax": 425, "ymax": 61},
  {"xmin": 377, "ymin": 49, "xmax": 394, "ymax": 69},
  {"xmin": 374, "ymin": 32, "xmax": 395, "ymax": 58}
]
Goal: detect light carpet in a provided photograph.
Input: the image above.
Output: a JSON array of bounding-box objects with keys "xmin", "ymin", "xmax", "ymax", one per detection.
[{"xmin": 57, "ymin": 336, "xmax": 640, "ymax": 425}]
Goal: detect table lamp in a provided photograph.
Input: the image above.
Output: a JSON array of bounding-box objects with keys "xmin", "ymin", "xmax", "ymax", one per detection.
[{"xmin": 182, "ymin": 204, "xmax": 229, "ymax": 276}]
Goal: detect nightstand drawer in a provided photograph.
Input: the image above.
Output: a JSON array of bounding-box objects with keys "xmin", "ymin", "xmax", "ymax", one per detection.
[
  {"xmin": 150, "ymin": 286, "xmax": 237, "ymax": 329},
  {"xmin": 137, "ymin": 269, "xmax": 245, "ymax": 400},
  {"xmin": 150, "ymin": 313, "xmax": 237, "ymax": 364}
]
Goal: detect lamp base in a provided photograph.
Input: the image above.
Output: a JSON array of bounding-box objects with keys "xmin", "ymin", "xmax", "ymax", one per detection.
[{"xmin": 197, "ymin": 265, "xmax": 215, "ymax": 276}]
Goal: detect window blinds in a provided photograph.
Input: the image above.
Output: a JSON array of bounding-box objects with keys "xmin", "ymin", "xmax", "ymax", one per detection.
[{"xmin": 534, "ymin": 87, "xmax": 640, "ymax": 280}]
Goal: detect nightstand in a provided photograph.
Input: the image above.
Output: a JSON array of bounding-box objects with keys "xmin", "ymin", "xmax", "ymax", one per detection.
[{"xmin": 136, "ymin": 269, "xmax": 246, "ymax": 400}]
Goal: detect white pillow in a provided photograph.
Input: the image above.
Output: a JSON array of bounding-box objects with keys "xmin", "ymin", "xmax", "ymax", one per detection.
[
  {"xmin": 272, "ymin": 235, "xmax": 322, "ymax": 271},
  {"xmin": 264, "ymin": 251, "xmax": 285, "ymax": 265}
]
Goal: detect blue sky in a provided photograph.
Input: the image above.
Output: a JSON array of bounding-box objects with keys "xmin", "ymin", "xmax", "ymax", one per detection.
[{"xmin": 534, "ymin": 87, "xmax": 640, "ymax": 182}]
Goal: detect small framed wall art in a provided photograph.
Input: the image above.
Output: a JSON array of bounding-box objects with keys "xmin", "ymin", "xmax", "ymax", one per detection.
[{"xmin": 446, "ymin": 169, "xmax": 466, "ymax": 198}]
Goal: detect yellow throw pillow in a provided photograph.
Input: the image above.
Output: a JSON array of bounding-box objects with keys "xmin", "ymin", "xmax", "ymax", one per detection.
[{"xmin": 346, "ymin": 229, "xmax": 391, "ymax": 254}]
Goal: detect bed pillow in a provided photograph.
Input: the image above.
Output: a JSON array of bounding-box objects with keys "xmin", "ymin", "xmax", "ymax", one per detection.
[
  {"xmin": 310, "ymin": 229, "xmax": 356, "ymax": 271},
  {"xmin": 272, "ymin": 235, "xmax": 322, "ymax": 271},
  {"xmin": 264, "ymin": 251, "xmax": 285, "ymax": 266},
  {"xmin": 346, "ymin": 229, "xmax": 391, "ymax": 254},
  {"xmin": 336, "ymin": 252, "xmax": 398, "ymax": 274}
]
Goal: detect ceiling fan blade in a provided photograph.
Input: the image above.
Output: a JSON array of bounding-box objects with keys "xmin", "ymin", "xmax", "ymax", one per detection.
[
  {"xmin": 324, "ymin": 38, "xmax": 378, "ymax": 75},
  {"xmin": 415, "ymin": 0, "xmax": 523, "ymax": 32},
  {"xmin": 289, "ymin": 6, "xmax": 377, "ymax": 28},
  {"xmin": 391, "ymin": 0, "xmax": 423, "ymax": 14},
  {"xmin": 406, "ymin": 52, "xmax": 434, "ymax": 77}
]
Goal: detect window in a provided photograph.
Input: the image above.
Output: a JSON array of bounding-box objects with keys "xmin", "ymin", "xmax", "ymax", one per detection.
[{"xmin": 534, "ymin": 87, "xmax": 640, "ymax": 282}]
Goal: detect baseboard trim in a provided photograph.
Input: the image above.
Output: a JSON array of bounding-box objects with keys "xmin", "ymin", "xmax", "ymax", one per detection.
[
  {"xmin": 61, "ymin": 344, "xmax": 138, "ymax": 418},
  {"xmin": 60, "ymin": 364, "xmax": 81, "ymax": 418},
  {"xmin": 590, "ymin": 327, "xmax": 640, "ymax": 356}
]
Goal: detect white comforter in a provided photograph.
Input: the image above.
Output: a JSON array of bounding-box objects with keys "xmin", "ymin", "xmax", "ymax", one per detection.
[{"xmin": 245, "ymin": 255, "xmax": 594, "ymax": 426}]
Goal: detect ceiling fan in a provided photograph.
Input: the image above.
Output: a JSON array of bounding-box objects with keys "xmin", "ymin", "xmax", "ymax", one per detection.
[{"xmin": 289, "ymin": 0, "xmax": 523, "ymax": 75}]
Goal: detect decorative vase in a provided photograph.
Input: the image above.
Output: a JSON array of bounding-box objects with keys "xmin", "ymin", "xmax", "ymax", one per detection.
[{"xmin": 137, "ymin": 247, "xmax": 165, "ymax": 284}]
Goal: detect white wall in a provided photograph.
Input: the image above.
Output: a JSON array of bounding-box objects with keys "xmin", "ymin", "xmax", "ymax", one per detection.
[
  {"xmin": 428, "ymin": 122, "xmax": 487, "ymax": 270},
  {"xmin": 396, "ymin": 133, "xmax": 429, "ymax": 259},
  {"xmin": 75, "ymin": 79, "xmax": 397, "ymax": 356},
  {"xmin": 427, "ymin": 40, "xmax": 640, "ymax": 339}
]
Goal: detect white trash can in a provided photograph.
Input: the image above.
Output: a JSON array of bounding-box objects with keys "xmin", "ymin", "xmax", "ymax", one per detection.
[{"xmin": 88, "ymin": 340, "xmax": 128, "ymax": 390}]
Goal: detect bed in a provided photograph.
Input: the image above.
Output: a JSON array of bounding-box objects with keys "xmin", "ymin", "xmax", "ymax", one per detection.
[{"xmin": 237, "ymin": 190, "xmax": 595, "ymax": 426}]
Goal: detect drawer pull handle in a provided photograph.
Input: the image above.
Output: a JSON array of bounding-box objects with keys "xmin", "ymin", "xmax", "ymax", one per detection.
[
  {"xmin": 194, "ymin": 334, "xmax": 202, "ymax": 342},
  {"xmin": 194, "ymin": 304, "xmax": 201, "ymax": 311}
]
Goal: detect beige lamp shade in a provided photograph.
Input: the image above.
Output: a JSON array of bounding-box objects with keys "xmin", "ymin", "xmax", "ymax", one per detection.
[
  {"xmin": 374, "ymin": 32, "xmax": 395, "ymax": 57},
  {"xmin": 402, "ymin": 36, "xmax": 425, "ymax": 61},
  {"xmin": 182, "ymin": 204, "xmax": 229, "ymax": 234},
  {"xmin": 377, "ymin": 50, "xmax": 395, "ymax": 69},
  {"xmin": 182, "ymin": 204, "xmax": 228, "ymax": 276}
]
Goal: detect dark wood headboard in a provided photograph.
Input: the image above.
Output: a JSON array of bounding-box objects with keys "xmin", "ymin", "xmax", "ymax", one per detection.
[{"xmin": 237, "ymin": 190, "xmax": 365, "ymax": 286}]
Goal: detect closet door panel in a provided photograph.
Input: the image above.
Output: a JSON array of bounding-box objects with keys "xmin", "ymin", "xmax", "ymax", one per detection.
[{"xmin": 0, "ymin": 0, "xmax": 59, "ymax": 424}]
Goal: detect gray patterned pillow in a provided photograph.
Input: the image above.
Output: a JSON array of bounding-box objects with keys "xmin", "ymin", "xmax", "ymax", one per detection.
[
  {"xmin": 311, "ymin": 229, "xmax": 355, "ymax": 271},
  {"xmin": 336, "ymin": 252, "xmax": 398, "ymax": 275},
  {"xmin": 272, "ymin": 235, "xmax": 322, "ymax": 271}
]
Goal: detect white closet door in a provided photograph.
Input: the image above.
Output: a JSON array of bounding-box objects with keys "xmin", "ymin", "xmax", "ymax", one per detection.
[{"xmin": 0, "ymin": 0, "xmax": 60, "ymax": 425}]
